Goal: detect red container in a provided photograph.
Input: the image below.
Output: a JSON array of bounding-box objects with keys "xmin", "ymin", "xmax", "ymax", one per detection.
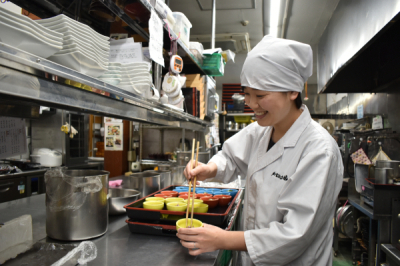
[
  {"xmin": 201, "ymin": 196, "xmax": 219, "ymax": 209},
  {"xmin": 214, "ymin": 195, "xmax": 232, "ymax": 206},
  {"xmin": 155, "ymin": 194, "xmax": 172, "ymax": 199},
  {"xmin": 179, "ymin": 192, "xmax": 189, "ymax": 196},
  {"xmin": 196, "ymin": 193, "xmax": 212, "ymax": 198},
  {"xmin": 179, "ymin": 195, "xmax": 189, "ymax": 199},
  {"xmin": 161, "ymin": 191, "xmax": 178, "ymax": 197}
]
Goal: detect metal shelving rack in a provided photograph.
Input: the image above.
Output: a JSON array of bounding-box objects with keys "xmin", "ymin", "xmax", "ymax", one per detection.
[
  {"xmin": 3, "ymin": 0, "xmax": 211, "ymax": 130},
  {"xmin": 0, "ymin": 42, "xmax": 210, "ymax": 131}
]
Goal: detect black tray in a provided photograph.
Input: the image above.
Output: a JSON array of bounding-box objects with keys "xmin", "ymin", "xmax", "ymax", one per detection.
[
  {"xmin": 124, "ymin": 185, "xmax": 242, "ymax": 226},
  {"xmin": 126, "ymin": 199, "xmax": 242, "ymax": 237}
]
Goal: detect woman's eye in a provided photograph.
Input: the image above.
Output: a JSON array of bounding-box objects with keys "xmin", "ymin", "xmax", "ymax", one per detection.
[{"xmin": 256, "ymin": 95, "xmax": 265, "ymax": 98}]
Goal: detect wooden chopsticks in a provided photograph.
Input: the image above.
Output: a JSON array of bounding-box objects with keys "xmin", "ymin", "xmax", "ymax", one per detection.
[
  {"xmin": 190, "ymin": 141, "xmax": 200, "ymax": 228},
  {"xmin": 185, "ymin": 139, "xmax": 196, "ymax": 228}
]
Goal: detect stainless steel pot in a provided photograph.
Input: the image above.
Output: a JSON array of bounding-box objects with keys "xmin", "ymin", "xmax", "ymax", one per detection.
[
  {"xmin": 376, "ymin": 160, "xmax": 400, "ymax": 178},
  {"xmin": 45, "ymin": 169, "xmax": 109, "ymax": 241},
  {"xmin": 176, "ymin": 151, "xmax": 210, "ymax": 166},
  {"xmin": 108, "ymin": 188, "xmax": 140, "ymax": 215},
  {"xmin": 374, "ymin": 168, "xmax": 394, "ymax": 184},
  {"xmin": 170, "ymin": 166, "xmax": 186, "ymax": 185},
  {"xmin": 145, "ymin": 170, "xmax": 172, "ymax": 189},
  {"xmin": 117, "ymin": 172, "xmax": 161, "ymax": 197}
]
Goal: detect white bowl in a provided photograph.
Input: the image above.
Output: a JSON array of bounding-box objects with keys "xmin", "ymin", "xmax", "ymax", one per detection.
[
  {"xmin": 0, "ymin": 8, "xmax": 63, "ymax": 44},
  {"xmin": 0, "ymin": 20, "xmax": 62, "ymax": 58},
  {"xmin": 52, "ymin": 26, "xmax": 109, "ymax": 52},
  {"xmin": 37, "ymin": 14, "xmax": 109, "ymax": 42},
  {"xmin": 54, "ymin": 47, "xmax": 108, "ymax": 68},
  {"xmin": 63, "ymin": 34, "xmax": 109, "ymax": 55},
  {"xmin": 46, "ymin": 23, "xmax": 109, "ymax": 47},
  {"xmin": 99, "ymin": 78, "xmax": 121, "ymax": 85},
  {"xmin": 59, "ymin": 43, "xmax": 109, "ymax": 64},
  {"xmin": 99, "ymin": 73, "xmax": 122, "ymax": 79},
  {"xmin": 48, "ymin": 50, "xmax": 107, "ymax": 77}
]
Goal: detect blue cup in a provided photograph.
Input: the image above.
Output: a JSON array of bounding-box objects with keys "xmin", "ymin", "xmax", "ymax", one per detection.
[{"xmin": 222, "ymin": 189, "xmax": 238, "ymax": 197}]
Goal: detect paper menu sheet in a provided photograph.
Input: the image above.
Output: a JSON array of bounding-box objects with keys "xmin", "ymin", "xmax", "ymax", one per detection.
[
  {"xmin": 109, "ymin": 38, "xmax": 144, "ymax": 63},
  {"xmin": 104, "ymin": 123, "xmax": 123, "ymax": 151},
  {"xmin": 149, "ymin": 10, "xmax": 165, "ymax": 67},
  {"xmin": 0, "ymin": 117, "xmax": 27, "ymax": 159}
]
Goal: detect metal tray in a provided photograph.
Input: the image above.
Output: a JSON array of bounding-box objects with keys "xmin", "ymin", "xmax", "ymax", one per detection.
[
  {"xmin": 124, "ymin": 185, "xmax": 242, "ymax": 226},
  {"xmin": 126, "ymin": 199, "xmax": 242, "ymax": 237}
]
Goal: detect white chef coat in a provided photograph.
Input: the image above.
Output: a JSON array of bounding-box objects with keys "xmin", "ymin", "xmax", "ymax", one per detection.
[{"xmin": 209, "ymin": 105, "xmax": 343, "ymax": 266}]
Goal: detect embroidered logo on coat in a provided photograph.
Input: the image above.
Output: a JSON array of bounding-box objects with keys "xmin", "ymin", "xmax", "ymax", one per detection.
[{"xmin": 272, "ymin": 172, "xmax": 288, "ymax": 181}]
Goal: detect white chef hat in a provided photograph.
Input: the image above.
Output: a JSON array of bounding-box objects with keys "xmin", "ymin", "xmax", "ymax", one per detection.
[{"xmin": 240, "ymin": 35, "xmax": 313, "ymax": 93}]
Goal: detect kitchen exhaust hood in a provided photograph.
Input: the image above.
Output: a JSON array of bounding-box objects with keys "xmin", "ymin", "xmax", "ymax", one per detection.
[{"xmin": 317, "ymin": 1, "xmax": 400, "ymax": 94}]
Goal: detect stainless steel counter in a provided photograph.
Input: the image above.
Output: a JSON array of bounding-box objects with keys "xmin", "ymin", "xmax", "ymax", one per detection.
[{"xmin": 0, "ymin": 194, "xmax": 234, "ymax": 266}]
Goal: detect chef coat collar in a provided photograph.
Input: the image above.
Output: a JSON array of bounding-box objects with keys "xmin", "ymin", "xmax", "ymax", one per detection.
[
  {"xmin": 280, "ymin": 104, "xmax": 312, "ymax": 148},
  {"xmin": 252, "ymin": 105, "xmax": 312, "ymax": 176}
]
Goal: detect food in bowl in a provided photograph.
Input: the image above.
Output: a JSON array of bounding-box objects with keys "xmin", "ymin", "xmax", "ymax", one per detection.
[
  {"xmin": 200, "ymin": 196, "xmax": 219, "ymax": 209},
  {"xmin": 155, "ymin": 194, "xmax": 172, "ymax": 199},
  {"xmin": 183, "ymin": 199, "xmax": 203, "ymax": 204},
  {"xmin": 143, "ymin": 201, "xmax": 164, "ymax": 210},
  {"xmin": 193, "ymin": 203, "xmax": 208, "ymax": 213},
  {"xmin": 167, "ymin": 202, "xmax": 187, "ymax": 212},
  {"xmin": 161, "ymin": 190, "xmax": 179, "ymax": 197},
  {"xmin": 145, "ymin": 197, "xmax": 165, "ymax": 203},
  {"xmin": 214, "ymin": 195, "xmax": 232, "ymax": 206},
  {"xmin": 176, "ymin": 218, "xmax": 203, "ymax": 230},
  {"xmin": 165, "ymin": 197, "xmax": 184, "ymax": 204}
]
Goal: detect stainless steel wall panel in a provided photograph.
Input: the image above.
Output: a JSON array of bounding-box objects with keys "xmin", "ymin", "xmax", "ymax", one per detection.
[{"xmin": 317, "ymin": 0, "xmax": 400, "ymax": 93}]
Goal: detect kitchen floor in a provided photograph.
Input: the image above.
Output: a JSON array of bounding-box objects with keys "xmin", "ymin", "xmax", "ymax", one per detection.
[{"xmin": 333, "ymin": 241, "xmax": 353, "ymax": 266}]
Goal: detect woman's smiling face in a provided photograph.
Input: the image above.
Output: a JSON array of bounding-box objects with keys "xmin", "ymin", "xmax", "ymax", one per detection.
[{"xmin": 243, "ymin": 87, "xmax": 299, "ymax": 127}]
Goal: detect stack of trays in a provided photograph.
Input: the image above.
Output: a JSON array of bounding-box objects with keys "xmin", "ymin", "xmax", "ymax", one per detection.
[
  {"xmin": 0, "ymin": 6, "xmax": 63, "ymax": 58},
  {"xmin": 99, "ymin": 62, "xmax": 152, "ymax": 97},
  {"xmin": 37, "ymin": 14, "xmax": 110, "ymax": 78}
]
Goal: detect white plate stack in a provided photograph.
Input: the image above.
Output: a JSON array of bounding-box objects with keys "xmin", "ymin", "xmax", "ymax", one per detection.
[
  {"xmin": 0, "ymin": 6, "xmax": 63, "ymax": 58},
  {"xmin": 100, "ymin": 62, "xmax": 153, "ymax": 98},
  {"xmin": 37, "ymin": 15, "xmax": 110, "ymax": 78}
]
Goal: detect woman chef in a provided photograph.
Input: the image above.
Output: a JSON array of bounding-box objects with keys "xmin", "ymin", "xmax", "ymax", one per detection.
[{"xmin": 177, "ymin": 35, "xmax": 344, "ymax": 266}]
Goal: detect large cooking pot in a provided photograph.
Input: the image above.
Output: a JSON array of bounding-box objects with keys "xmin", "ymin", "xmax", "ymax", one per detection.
[
  {"xmin": 114, "ymin": 172, "xmax": 161, "ymax": 197},
  {"xmin": 145, "ymin": 170, "xmax": 171, "ymax": 189},
  {"xmin": 45, "ymin": 169, "xmax": 109, "ymax": 241},
  {"xmin": 176, "ymin": 151, "xmax": 210, "ymax": 166},
  {"xmin": 376, "ymin": 160, "xmax": 400, "ymax": 178}
]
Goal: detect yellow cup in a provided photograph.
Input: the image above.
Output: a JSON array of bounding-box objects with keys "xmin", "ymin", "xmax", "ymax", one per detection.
[
  {"xmin": 176, "ymin": 218, "xmax": 203, "ymax": 230},
  {"xmin": 145, "ymin": 197, "xmax": 165, "ymax": 203},
  {"xmin": 143, "ymin": 201, "xmax": 164, "ymax": 210}
]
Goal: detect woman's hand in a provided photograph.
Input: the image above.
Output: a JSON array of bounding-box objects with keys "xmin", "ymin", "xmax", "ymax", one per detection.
[
  {"xmin": 177, "ymin": 224, "xmax": 247, "ymax": 255},
  {"xmin": 176, "ymin": 223, "xmax": 226, "ymax": 256},
  {"xmin": 184, "ymin": 161, "xmax": 218, "ymax": 182}
]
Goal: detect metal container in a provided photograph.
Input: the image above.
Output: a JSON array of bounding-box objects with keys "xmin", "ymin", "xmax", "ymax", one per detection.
[
  {"xmin": 226, "ymin": 121, "xmax": 233, "ymax": 130},
  {"xmin": 240, "ymin": 123, "xmax": 247, "ymax": 129},
  {"xmin": 376, "ymin": 160, "xmax": 400, "ymax": 178},
  {"xmin": 374, "ymin": 168, "xmax": 394, "ymax": 184},
  {"xmin": 116, "ymin": 172, "xmax": 161, "ymax": 197},
  {"xmin": 145, "ymin": 170, "xmax": 172, "ymax": 189},
  {"xmin": 234, "ymin": 123, "xmax": 240, "ymax": 130},
  {"xmin": 170, "ymin": 166, "xmax": 186, "ymax": 185},
  {"xmin": 176, "ymin": 151, "xmax": 210, "ymax": 166},
  {"xmin": 108, "ymin": 188, "xmax": 140, "ymax": 215},
  {"xmin": 45, "ymin": 169, "xmax": 109, "ymax": 241},
  {"xmin": 354, "ymin": 164, "xmax": 372, "ymax": 193}
]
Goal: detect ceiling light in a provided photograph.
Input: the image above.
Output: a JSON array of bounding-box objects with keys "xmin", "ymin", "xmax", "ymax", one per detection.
[{"xmin": 270, "ymin": 0, "xmax": 282, "ymax": 37}]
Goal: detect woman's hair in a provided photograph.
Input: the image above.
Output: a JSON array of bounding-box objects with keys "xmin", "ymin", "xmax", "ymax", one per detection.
[{"xmin": 295, "ymin": 93, "xmax": 302, "ymax": 109}]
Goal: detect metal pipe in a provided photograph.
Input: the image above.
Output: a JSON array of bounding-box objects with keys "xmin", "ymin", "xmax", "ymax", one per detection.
[
  {"xmin": 211, "ymin": 0, "xmax": 216, "ymax": 49},
  {"xmin": 280, "ymin": 0, "xmax": 290, "ymax": 39},
  {"xmin": 154, "ymin": 63, "xmax": 162, "ymax": 93}
]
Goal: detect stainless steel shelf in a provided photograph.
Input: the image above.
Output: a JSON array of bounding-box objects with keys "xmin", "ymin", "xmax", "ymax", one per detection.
[
  {"xmin": 141, "ymin": 159, "xmax": 175, "ymax": 165},
  {"xmin": 137, "ymin": 0, "xmax": 205, "ymax": 74},
  {"xmin": 0, "ymin": 43, "xmax": 210, "ymax": 131},
  {"xmin": 381, "ymin": 244, "xmax": 400, "ymax": 264}
]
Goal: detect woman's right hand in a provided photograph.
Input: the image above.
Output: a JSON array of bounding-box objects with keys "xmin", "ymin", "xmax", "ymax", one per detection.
[{"xmin": 183, "ymin": 160, "xmax": 218, "ymax": 182}]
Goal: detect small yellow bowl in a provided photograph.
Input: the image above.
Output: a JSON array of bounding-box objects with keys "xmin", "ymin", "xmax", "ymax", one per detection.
[
  {"xmin": 193, "ymin": 203, "xmax": 209, "ymax": 213},
  {"xmin": 145, "ymin": 197, "xmax": 165, "ymax": 203},
  {"xmin": 183, "ymin": 199, "xmax": 203, "ymax": 204},
  {"xmin": 185, "ymin": 202, "xmax": 200, "ymax": 209},
  {"xmin": 166, "ymin": 202, "xmax": 187, "ymax": 212},
  {"xmin": 143, "ymin": 201, "xmax": 164, "ymax": 210},
  {"xmin": 176, "ymin": 218, "xmax": 203, "ymax": 230},
  {"xmin": 165, "ymin": 197, "xmax": 185, "ymax": 205}
]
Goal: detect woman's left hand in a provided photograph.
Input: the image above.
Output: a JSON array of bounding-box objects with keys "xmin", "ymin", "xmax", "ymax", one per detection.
[{"xmin": 176, "ymin": 223, "xmax": 226, "ymax": 256}]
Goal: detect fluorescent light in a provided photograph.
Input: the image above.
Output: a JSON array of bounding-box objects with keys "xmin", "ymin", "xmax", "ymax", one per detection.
[{"xmin": 270, "ymin": 0, "xmax": 282, "ymax": 37}]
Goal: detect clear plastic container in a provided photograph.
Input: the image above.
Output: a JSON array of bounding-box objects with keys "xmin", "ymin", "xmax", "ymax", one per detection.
[
  {"xmin": 172, "ymin": 12, "xmax": 192, "ymax": 48},
  {"xmin": 189, "ymin": 42, "xmax": 204, "ymax": 65}
]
